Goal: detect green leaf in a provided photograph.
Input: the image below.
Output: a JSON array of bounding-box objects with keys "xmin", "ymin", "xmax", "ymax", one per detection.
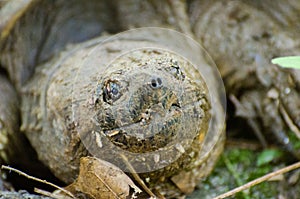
[
  {"xmin": 271, "ymin": 56, "xmax": 300, "ymax": 69},
  {"xmin": 256, "ymin": 149, "xmax": 283, "ymax": 166}
]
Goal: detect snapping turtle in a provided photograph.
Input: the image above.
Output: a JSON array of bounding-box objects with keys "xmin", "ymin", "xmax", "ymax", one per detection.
[
  {"xmin": 1, "ymin": 0, "xmax": 300, "ymax": 198},
  {"xmin": 0, "ymin": 0, "xmax": 225, "ymax": 198}
]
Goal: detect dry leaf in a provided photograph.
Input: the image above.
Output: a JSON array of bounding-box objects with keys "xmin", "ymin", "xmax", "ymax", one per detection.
[{"xmin": 65, "ymin": 156, "xmax": 142, "ymax": 199}]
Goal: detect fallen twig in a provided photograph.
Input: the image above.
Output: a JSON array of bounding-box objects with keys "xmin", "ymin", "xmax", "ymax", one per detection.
[
  {"xmin": 213, "ymin": 161, "xmax": 300, "ymax": 199},
  {"xmin": 1, "ymin": 165, "xmax": 75, "ymax": 198},
  {"xmin": 34, "ymin": 188, "xmax": 72, "ymax": 199}
]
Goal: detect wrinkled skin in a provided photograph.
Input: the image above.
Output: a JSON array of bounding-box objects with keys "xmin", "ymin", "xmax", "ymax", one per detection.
[{"xmin": 0, "ymin": 0, "xmax": 300, "ymax": 198}]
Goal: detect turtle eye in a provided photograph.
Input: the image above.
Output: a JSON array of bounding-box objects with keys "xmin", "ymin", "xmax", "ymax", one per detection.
[{"xmin": 103, "ymin": 81, "xmax": 121, "ymax": 103}]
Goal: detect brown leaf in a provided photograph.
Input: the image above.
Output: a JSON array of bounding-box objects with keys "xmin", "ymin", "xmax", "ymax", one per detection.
[{"xmin": 65, "ymin": 156, "xmax": 142, "ymax": 199}]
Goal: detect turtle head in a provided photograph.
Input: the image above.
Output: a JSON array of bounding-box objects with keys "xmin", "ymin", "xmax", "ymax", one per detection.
[{"xmin": 90, "ymin": 49, "xmax": 210, "ymax": 153}]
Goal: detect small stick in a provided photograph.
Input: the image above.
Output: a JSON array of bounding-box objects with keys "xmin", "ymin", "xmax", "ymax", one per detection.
[
  {"xmin": 213, "ymin": 161, "xmax": 300, "ymax": 199},
  {"xmin": 1, "ymin": 165, "xmax": 75, "ymax": 198},
  {"xmin": 34, "ymin": 188, "xmax": 72, "ymax": 199},
  {"xmin": 279, "ymin": 104, "xmax": 300, "ymax": 139}
]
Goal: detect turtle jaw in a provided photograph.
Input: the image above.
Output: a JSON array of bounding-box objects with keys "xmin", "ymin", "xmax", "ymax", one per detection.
[
  {"xmin": 95, "ymin": 96, "xmax": 207, "ymax": 154},
  {"xmin": 103, "ymin": 103, "xmax": 182, "ymax": 153}
]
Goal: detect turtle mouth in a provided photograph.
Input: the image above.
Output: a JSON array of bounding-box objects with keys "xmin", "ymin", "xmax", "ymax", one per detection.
[
  {"xmin": 102, "ymin": 99, "xmax": 205, "ymax": 153},
  {"xmin": 103, "ymin": 103, "xmax": 180, "ymax": 153}
]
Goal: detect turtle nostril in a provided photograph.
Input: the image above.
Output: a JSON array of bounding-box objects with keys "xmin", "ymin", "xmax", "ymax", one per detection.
[
  {"xmin": 151, "ymin": 77, "xmax": 162, "ymax": 89},
  {"xmin": 151, "ymin": 79, "xmax": 157, "ymax": 88}
]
